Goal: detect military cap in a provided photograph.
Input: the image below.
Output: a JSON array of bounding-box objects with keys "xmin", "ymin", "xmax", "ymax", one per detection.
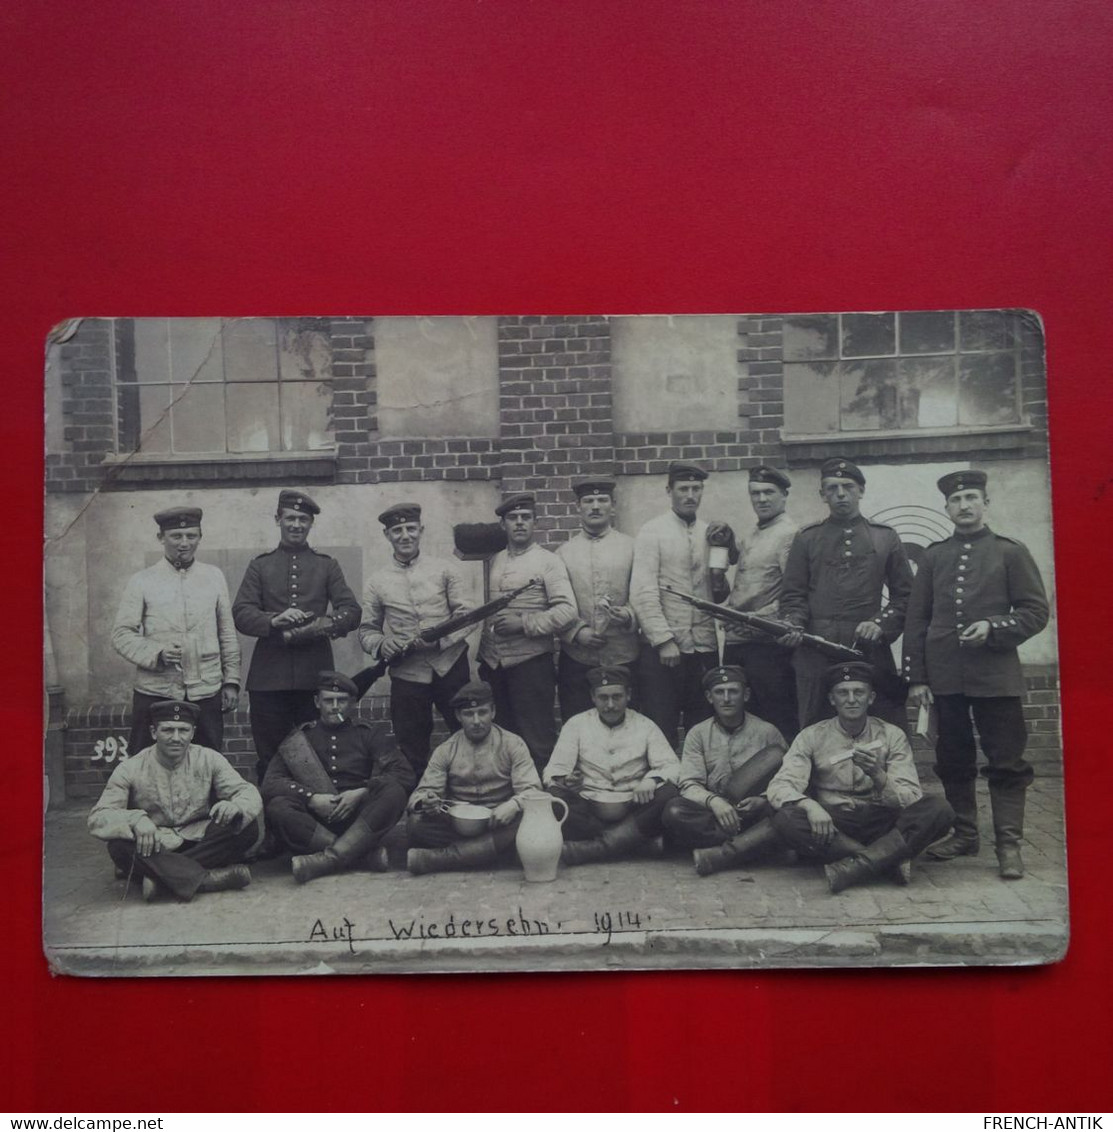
[
  {"xmin": 154, "ymin": 506, "xmax": 202, "ymax": 531},
  {"xmin": 572, "ymin": 478, "xmax": 617, "ymax": 499},
  {"xmin": 586, "ymin": 665, "xmax": 632, "ymax": 690},
  {"xmin": 667, "ymin": 461, "xmax": 709, "ymax": 485},
  {"xmin": 450, "ymin": 680, "xmax": 494, "ymax": 709},
  {"xmin": 702, "ymin": 664, "xmax": 748, "ymax": 691},
  {"xmin": 748, "ymin": 465, "xmax": 791, "ymax": 491},
  {"xmin": 149, "ymin": 699, "xmax": 201, "ymax": 725},
  {"xmin": 317, "ymin": 670, "xmax": 359, "ymax": 697},
  {"xmin": 824, "ymin": 661, "xmax": 876, "ymax": 691},
  {"xmin": 495, "ymin": 493, "xmax": 536, "ymax": 518},
  {"xmin": 819, "ymin": 457, "xmax": 866, "ymax": 486},
  {"xmin": 378, "ymin": 502, "xmax": 422, "ymax": 528},
  {"xmin": 937, "ymin": 469, "xmax": 988, "ymax": 498},
  {"xmin": 277, "ymin": 489, "xmax": 320, "ymax": 516}
]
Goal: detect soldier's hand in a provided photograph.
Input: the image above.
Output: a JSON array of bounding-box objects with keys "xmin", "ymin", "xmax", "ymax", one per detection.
[
  {"xmin": 633, "ymin": 776, "xmax": 659, "ymax": 805},
  {"xmin": 575, "ymin": 627, "xmax": 606, "ymax": 650},
  {"xmin": 494, "ymin": 611, "xmax": 524, "ymax": 636},
  {"xmin": 308, "ymin": 793, "xmax": 338, "ymax": 822},
  {"xmin": 221, "ymin": 685, "xmax": 239, "ymax": 713},
  {"xmin": 271, "ymin": 608, "xmax": 311, "ymax": 628},
  {"xmin": 133, "ymin": 815, "xmax": 158, "ymax": 857},
  {"xmin": 709, "ymin": 795, "xmax": 741, "ymax": 834},
  {"xmin": 331, "ymin": 788, "xmax": 367, "ymax": 823},
  {"xmin": 908, "ymin": 683, "xmax": 934, "ymax": 708},
  {"xmin": 802, "ymin": 800, "xmax": 835, "ymax": 847},
  {"xmin": 850, "ymin": 747, "xmax": 886, "ymax": 784},
  {"xmin": 209, "ymin": 800, "xmax": 242, "ymax": 827},
  {"xmin": 854, "ymin": 620, "xmax": 883, "ymax": 644},
  {"xmin": 380, "ymin": 636, "xmax": 410, "ymax": 660},
  {"xmin": 160, "ymin": 642, "xmax": 183, "ymax": 666},
  {"xmin": 777, "ymin": 628, "xmax": 803, "ymax": 649},
  {"xmin": 735, "ymin": 796, "xmax": 768, "ymax": 819},
  {"xmin": 657, "ymin": 640, "xmax": 681, "ymax": 668},
  {"xmin": 490, "ymin": 799, "xmax": 520, "ymax": 827},
  {"xmin": 409, "ymin": 636, "xmax": 437, "ymax": 652},
  {"xmin": 959, "ymin": 620, "xmax": 991, "ymax": 647}
]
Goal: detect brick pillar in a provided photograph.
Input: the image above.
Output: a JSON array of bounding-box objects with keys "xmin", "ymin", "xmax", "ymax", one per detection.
[
  {"xmin": 46, "ymin": 318, "xmax": 115, "ymax": 494},
  {"xmin": 496, "ymin": 316, "xmax": 614, "ymax": 544},
  {"xmin": 737, "ymin": 315, "xmax": 785, "ymax": 459},
  {"xmin": 330, "ymin": 317, "xmax": 378, "ymax": 485}
]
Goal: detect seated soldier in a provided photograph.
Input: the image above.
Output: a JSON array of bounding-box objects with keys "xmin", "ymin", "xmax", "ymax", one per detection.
[
  {"xmin": 661, "ymin": 665, "xmax": 788, "ymax": 875},
  {"xmin": 88, "ymin": 699, "xmax": 261, "ymax": 902},
  {"xmin": 544, "ymin": 665, "xmax": 680, "ymax": 865},
  {"xmin": 406, "ymin": 680, "xmax": 546, "ymax": 875},
  {"xmin": 262, "ymin": 671, "xmax": 415, "ymax": 883},
  {"xmin": 767, "ymin": 661, "xmax": 954, "ymax": 893}
]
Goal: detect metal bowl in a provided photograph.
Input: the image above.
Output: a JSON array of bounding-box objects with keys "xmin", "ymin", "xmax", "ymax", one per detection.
[
  {"xmin": 447, "ymin": 802, "xmax": 492, "ymax": 838},
  {"xmin": 583, "ymin": 789, "xmax": 634, "ymax": 823}
]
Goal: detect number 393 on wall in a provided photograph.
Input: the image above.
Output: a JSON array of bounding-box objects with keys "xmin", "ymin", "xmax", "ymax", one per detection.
[{"xmin": 90, "ymin": 736, "xmax": 130, "ymax": 764}]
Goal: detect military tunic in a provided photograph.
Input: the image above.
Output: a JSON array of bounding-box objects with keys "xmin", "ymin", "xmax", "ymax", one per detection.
[
  {"xmin": 233, "ymin": 545, "xmax": 361, "ymax": 691},
  {"xmin": 780, "ymin": 515, "xmax": 913, "ymax": 729},
  {"xmin": 902, "ymin": 526, "xmax": 1049, "ymax": 697}
]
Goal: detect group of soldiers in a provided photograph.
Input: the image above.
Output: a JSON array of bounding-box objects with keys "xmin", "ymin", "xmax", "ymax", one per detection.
[{"xmin": 89, "ymin": 456, "xmax": 1050, "ymax": 903}]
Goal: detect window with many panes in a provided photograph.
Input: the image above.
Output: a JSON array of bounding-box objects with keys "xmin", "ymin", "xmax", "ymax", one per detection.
[
  {"xmin": 782, "ymin": 310, "xmax": 1023, "ymax": 436},
  {"xmin": 113, "ymin": 318, "xmax": 334, "ymax": 456}
]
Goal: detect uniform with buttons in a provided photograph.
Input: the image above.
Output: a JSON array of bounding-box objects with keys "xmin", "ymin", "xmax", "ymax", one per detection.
[
  {"xmin": 232, "ymin": 492, "xmax": 362, "ymax": 780},
  {"xmin": 780, "ymin": 514, "xmax": 913, "ymax": 730}
]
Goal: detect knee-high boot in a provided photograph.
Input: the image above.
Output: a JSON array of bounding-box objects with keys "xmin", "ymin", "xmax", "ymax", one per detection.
[
  {"xmin": 560, "ymin": 815, "xmax": 662, "ymax": 866},
  {"xmin": 989, "ymin": 781, "xmax": 1026, "ymax": 880},
  {"xmin": 692, "ymin": 818, "xmax": 781, "ymax": 876},
  {"xmin": 407, "ymin": 828, "xmax": 514, "ymax": 875},
  {"xmin": 823, "ymin": 828, "xmax": 910, "ymax": 894},
  {"xmin": 292, "ymin": 816, "xmax": 383, "ymax": 884},
  {"xmin": 926, "ymin": 778, "xmax": 980, "ymax": 859}
]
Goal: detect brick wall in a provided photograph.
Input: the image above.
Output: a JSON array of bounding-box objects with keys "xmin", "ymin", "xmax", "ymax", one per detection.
[
  {"xmin": 45, "ymin": 319, "xmax": 115, "ymax": 493},
  {"xmin": 497, "ymin": 315, "xmax": 614, "ymax": 542}
]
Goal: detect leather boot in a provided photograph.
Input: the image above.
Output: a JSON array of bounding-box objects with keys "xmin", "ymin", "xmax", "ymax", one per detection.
[
  {"xmin": 561, "ymin": 815, "xmax": 654, "ymax": 866},
  {"xmin": 196, "ymin": 865, "xmax": 252, "ymax": 893},
  {"xmin": 824, "ymin": 829, "xmax": 909, "ymax": 894},
  {"xmin": 818, "ymin": 831, "xmax": 909, "ymax": 883},
  {"xmin": 927, "ymin": 778, "xmax": 980, "ymax": 859},
  {"xmin": 693, "ymin": 818, "xmax": 781, "ymax": 877},
  {"xmin": 989, "ymin": 782, "xmax": 1026, "ymax": 880},
  {"xmin": 407, "ymin": 831, "xmax": 507, "ymax": 875},
  {"xmin": 291, "ymin": 848, "xmax": 341, "ymax": 884}
]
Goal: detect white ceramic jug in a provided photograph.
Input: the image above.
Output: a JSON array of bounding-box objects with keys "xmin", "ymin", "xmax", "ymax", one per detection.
[{"xmin": 516, "ymin": 794, "xmax": 568, "ymax": 882}]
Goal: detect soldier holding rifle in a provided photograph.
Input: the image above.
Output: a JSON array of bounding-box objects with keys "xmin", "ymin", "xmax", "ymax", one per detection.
[
  {"xmin": 778, "ymin": 458, "xmax": 913, "ymax": 731},
  {"xmin": 359, "ymin": 503, "xmax": 474, "ymax": 776},
  {"xmin": 721, "ymin": 466, "xmax": 800, "ymax": 741}
]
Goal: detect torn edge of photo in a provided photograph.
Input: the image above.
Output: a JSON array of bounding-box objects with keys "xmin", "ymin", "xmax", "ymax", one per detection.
[{"xmin": 42, "ymin": 311, "xmax": 1065, "ymax": 977}]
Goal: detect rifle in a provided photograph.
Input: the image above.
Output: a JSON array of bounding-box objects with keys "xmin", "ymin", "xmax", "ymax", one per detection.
[
  {"xmin": 660, "ymin": 585, "xmax": 864, "ymax": 663},
  {"xmin": 351, "ymin": 578, "xmax": 543, "ymax": 696}
]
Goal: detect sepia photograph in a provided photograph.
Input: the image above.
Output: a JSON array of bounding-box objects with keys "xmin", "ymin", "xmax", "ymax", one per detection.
[{"xmin": 41, "ymin": 309, "xmax": 1065, "ymax": 976}]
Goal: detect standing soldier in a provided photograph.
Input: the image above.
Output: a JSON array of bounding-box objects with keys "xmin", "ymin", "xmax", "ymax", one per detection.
[
  {"xmin": 721, "ymin": 466, "xmax": 800, "ymax": 742},
  {"xmin": 630, "ymin": 461, "xmax": 731, "ymax": 747},
  {"xmin": 477, "ymin": 493, "xmax": 577, "ymax": 772},
  {"xmin": 359, "ymin": 502, "xmax": 473, "ymax": 776},
  {"xmin": 233, "ymin": 490, "xmax": 361, "ymax": 787},
  {"xmin": 555, "ymin": 478, "xmax": 639, "ymax": 720},
  {"xmin": 779, "ymin": 457, "xmax": 913, "ymax": 731},
  {"xmin": 112, "ymin": 506, "xmax": 240, "ymax": 756},
  {"xmin": 905, "ymin": 470, "xmax": 1050, "ymax": 879}
]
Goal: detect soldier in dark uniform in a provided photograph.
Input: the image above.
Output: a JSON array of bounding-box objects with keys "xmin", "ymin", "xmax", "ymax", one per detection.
[
  {"xmin": 261, "ymin": 671, "xmax": 414, "ymax": 883},
  {"xmin": 232, "ymin": 490, "xmax": 362, "ymax": 786},
  {"xmin": 779, "ymin": 457, "xmax": 913, "ymax": 731},
  {"xmin": 904, "ymin": 470, "xmax": 1050, "ymax": 879}
]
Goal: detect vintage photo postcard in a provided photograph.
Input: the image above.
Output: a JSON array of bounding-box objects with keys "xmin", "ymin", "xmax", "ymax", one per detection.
[{"xmin": 42, "ymin": 311, "xmax": 1065, "ymax": 976}]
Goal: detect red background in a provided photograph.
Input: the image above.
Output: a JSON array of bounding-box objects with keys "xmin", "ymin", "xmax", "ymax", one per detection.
[{"xmin": 5, "ymin": 0, "xmax": 1111, "ymax": 1112}]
